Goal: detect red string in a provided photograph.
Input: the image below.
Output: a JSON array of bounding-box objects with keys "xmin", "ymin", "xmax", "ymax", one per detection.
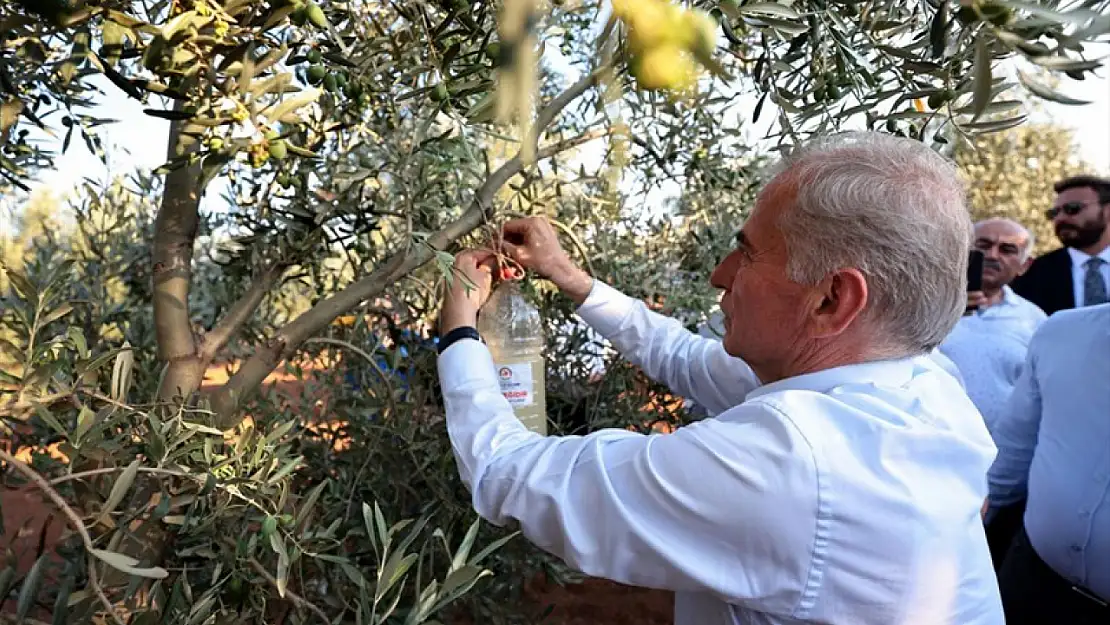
[{"xmin": 481, "ymin": 223, "xmax": 526, "ymax": 282}]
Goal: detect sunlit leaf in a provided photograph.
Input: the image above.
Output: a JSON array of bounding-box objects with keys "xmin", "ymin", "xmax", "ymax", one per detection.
[
  {"xmin": 1018, "ymin": 71, "xmax": 1091, "ymax": 105},
  {"xmin": 739, "ymin": 3, "xmax": 803, "ymax": 20},
  {"xmin": 99, "ymin": 459, "xmax": 141, "ymax": 522},
  {"xmin": 970, "ymin": 33, "xmax": 993, "ymax": 121},
  {"xmin": 90, "ymin": 549, "xmax": 169, "ymax": 579}
]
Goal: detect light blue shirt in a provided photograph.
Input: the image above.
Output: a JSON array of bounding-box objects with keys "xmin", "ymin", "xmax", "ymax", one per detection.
[
  {"xmin": 938, "ymin": 286, "xmax": 1047, "ymax": 433},
  {"xmin": 440, "ymin": 281, "xmax": 1003, "ymax": 625},
  {"xmin": 987, "ymin": 303, "xmax": 1110, "ymax": 601}
]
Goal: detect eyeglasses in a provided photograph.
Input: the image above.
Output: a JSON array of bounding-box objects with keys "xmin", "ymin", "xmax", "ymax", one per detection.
[{"xmin": 1046, "ymin": 202, "xmax": 1090, "ymax": 220}]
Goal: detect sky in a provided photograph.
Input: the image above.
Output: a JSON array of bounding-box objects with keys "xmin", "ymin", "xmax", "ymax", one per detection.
[{"xmin": 8, "ymin": 39, "xmax": 1110, "ymax": 231}]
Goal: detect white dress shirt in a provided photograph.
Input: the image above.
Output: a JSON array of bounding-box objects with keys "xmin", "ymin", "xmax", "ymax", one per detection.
[
  {"xmin": 987, "ymin": 303, "xmax": 1110, "ymax": 601},
  {"xmin": 439, "ymin": 281, "xmax": 1003, "ymax": 625},
  {"xmin": 938, "ymin": 286, "xmax": 1047, "ymax": 434},
  {"xmin": 689, "ymin": 314, "xmax": 966, "ymax": 420},
  {"xmin": 1067, "ymin": 246, "xmax": 1110, "ymax": 306}
]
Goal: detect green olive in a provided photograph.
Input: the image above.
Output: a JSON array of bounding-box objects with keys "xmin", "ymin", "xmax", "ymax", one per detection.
[
  {"xmin": 306, "ymin": 3, "xmax": 328, "ymax": 29},
  {"xmin": 268, "ymin": 140, "xmax": 288, "ymax": 160},
  {"xmin": 261, "ymin": 515, "xmax": 278, "ymax": 536}
]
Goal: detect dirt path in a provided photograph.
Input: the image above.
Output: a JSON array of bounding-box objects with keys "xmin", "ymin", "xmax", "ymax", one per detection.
[{"xmin": 522, "ymin": 574, "xmax": 674, "ymax": 624}]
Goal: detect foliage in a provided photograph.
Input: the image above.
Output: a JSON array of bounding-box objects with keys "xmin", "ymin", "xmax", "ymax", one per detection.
[
  {"xmin": 1, "ymin": 205, "xmax": 520, "ymax": 624},
  {"xmin": 954, "ymin": 121, "xmax": 1095, "ymax": 256}
]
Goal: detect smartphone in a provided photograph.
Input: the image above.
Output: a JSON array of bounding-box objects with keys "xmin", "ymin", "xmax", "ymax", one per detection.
[{"xmin": 967, "ymin": 249, "xmax": 984, "ymax": 292}]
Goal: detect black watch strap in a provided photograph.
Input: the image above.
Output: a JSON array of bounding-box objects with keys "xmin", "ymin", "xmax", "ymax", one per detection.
[{"xmin": 438, "ymin": 326, "xmax": 481, "ymax": 353}]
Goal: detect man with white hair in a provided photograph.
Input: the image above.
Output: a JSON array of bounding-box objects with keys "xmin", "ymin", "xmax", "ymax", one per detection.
[
  {"xmin": 937, "ymin": 218, "xmax": 1046, "ymax": 568},
  {"xmin": 939, "ymin": 218, "xmax": 1047, "ymax": 435},
  {"xmin": 436, "ymin": 132, "xmax": 1002, "ymax": 625}
]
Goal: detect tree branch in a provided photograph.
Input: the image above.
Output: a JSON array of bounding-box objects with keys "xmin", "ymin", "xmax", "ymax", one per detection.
[
  {"xmin": 208, "ymin": 72, "xmax": 601, "ymax": 424},
  {"xmin": 200, "ymin": 260, "xmax": 289, "ymax": 361},
  {"xmin": 0, "ymin": 450, "xmax": 128, "ymax": 625}
]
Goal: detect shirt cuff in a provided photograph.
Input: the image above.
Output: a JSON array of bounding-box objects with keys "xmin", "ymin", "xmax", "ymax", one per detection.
[
  {"xmin": 437, "ymin": 336, "xmax": 497, "ymax": 388},
  {"xmin": 436, "ymin": 335, "xmax": 538, "ymax": 490},
  {"xmin": 575, "ymin": 280, "xmax": 639, "ymax": 338}
]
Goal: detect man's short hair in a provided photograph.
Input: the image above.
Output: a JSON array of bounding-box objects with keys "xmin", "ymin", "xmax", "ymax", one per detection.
[
  {"xmin": 769, "ymin": 132, "xmax": 971, "ymax": 355},
  {"xmin": 974, "ymin": 218, "xmax": 1036, "ymax": 262},
  {"xmin": 1054, "ymin": 175, "xmax": 1110, "ymax": 205}
]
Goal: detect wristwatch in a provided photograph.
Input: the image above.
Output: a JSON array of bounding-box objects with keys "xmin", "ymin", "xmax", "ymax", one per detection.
[{"xmin": 437, "ymin": 326, "xmax": 481, "ymax": 354}]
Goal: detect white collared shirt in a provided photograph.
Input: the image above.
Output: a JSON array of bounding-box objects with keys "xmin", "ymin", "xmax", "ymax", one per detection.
[
  {"xmin": 938, "ymin": 286, "xmax": 1047, "ymax": 434},
  {"xmin": 438, "ymin": 281, "xmax": 1002, "ymax": 625},
  {"xmin": 1067, "ymin": 246, "xmax": 1110, "ymax": 306}
]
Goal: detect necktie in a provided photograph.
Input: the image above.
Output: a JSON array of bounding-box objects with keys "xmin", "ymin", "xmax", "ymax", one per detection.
[{"xmin": 1084, "ymin": 257, "xmax": 1108, "ymax": 306}]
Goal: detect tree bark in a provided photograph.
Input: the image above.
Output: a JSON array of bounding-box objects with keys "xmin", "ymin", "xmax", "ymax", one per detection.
[
  {"xmin": 152, "ymin": 121, "xmax": 290, "ymax": 402},
  {"xmin": 152, "ymin": 115, "xmax": 205, "ymax": 402}
]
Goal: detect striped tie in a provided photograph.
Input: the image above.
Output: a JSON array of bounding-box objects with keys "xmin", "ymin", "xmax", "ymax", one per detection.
[{"xmin": 1084, "ymin": 257, "xmax": 1108, "ymax": 306}]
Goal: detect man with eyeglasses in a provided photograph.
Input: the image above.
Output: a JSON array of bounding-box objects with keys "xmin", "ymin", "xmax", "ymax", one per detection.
[{"xmin": 1011, "ymin": 175, "xmax": 1110, "ymax": 315}]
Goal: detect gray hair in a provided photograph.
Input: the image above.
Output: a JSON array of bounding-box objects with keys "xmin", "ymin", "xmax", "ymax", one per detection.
[
  {"xmin": 974, "ymin": 217, "xmax": 1036, "ymax": 262},
  {"xmin": 769, "ymin": 132, "xmax": 972, "ymax": 355}
]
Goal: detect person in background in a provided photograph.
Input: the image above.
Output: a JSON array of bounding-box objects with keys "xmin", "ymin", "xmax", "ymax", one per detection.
[
  {"xmin": 436, "ymin": 132, "xmax": 1002, "ymax": 625},
  {"xmin": 986, "ymin": 302, "xmax": 1110, "ymax": 625},
  {"xmin": 1011, "ymin": 175, "xmax": 1110, "ymax": 313},
  {"xmin": 939, "ymin": 218, "xmax": 1046, "ymax": 568},
  {"xmin": 939, "ymin": 217, "xmax": 1046, "ymax": 434}
]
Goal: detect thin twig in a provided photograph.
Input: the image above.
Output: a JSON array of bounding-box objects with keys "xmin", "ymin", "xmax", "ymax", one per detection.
[
  {"xmin": 49, "ymin": 466, "xmax": 190, "ymax": 487},
  {"xmin": 0, "ymin": 450, "xmax": 127, "ymax": 625},
  {"xmin": 303, "ymin": 337, "xmax": 397, "ymax": 419},
  {"xmin": 241, "ymin": 550, "xmax": 330, "ymax": 623}
]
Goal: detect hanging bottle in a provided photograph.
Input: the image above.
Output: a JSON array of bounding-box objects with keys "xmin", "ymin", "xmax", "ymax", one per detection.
[{"xmin": 476, "ymin": 281, "xmax": 547, "ymax": 435}]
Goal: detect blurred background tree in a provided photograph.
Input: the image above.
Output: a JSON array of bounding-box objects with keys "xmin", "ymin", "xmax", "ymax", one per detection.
[{"xmin": 955, "ymin": 122, "xmax": 1095, "ymax": 256}]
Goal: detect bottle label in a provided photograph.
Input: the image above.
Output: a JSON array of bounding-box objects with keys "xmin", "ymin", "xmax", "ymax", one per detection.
[{"xmin": 495, "ymin": 362, "xmax": 533, "ymax": 407}]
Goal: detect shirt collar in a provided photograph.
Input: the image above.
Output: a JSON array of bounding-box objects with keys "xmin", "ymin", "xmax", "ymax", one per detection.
[
  {"xmin": 1067, "ymin": 245, "xmax": 1110, "ymax": 267},
  {"xmin": 999, "ymin": 285, "xmax": 1020, "ymax": 307},
  {"xmin": 746, "ymin": 357, "xmax": 918, "ymax": 402},
  {"xmin": 972, "ymin": 285, "xmax": 1019, "ymax": 316}
]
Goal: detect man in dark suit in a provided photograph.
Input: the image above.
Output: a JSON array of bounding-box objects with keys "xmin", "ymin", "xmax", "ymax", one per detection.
[
  {"xmin": 990, "ymin": 175, "xmax": 1110, "ymax": 571},
  {"xmin": 1011, "ymin": 175, "xmax": 1110, "ymax": 315}
]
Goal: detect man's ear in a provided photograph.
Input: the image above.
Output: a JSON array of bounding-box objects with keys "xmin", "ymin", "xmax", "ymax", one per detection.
[
  {"xmin": 1017, "ymin": 256, "xmax": 1034, "ymax": 276},
  {"xmin": 810, "ymin": 268, "xmax": 868, "ymax": 339}
]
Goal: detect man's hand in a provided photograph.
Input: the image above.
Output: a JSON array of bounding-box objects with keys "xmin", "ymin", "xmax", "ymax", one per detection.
[
  {"xmin": 501, "ymin": 217, "xmax": 593, "ymax": 304},
  {"xmin": 966, "ymin": 290, "xmax": 988, "ymax": 311},
  {"xmin": 440, "ymin": 250, "xmax": 497, "ymax": 335}
]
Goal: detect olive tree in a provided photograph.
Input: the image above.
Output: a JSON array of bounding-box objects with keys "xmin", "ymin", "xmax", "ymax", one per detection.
[
  {"xmin": 2, "ymin": 0, "xmax": 1110, "ymax": 623},
  {"xmin": 956, "ymin": 121, "xmax": 1096, "ymax": 255}
]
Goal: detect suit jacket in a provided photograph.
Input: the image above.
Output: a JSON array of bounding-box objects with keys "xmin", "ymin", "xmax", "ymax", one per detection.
[{"xmin": 1010, "ymin": 247, "xmax": 1074, "ymax": 316}]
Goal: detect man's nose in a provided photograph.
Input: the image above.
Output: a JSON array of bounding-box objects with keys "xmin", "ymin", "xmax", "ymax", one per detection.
[{"xmin": 709, "ymin": 260, "xmax": 729, "ymax": 290}]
